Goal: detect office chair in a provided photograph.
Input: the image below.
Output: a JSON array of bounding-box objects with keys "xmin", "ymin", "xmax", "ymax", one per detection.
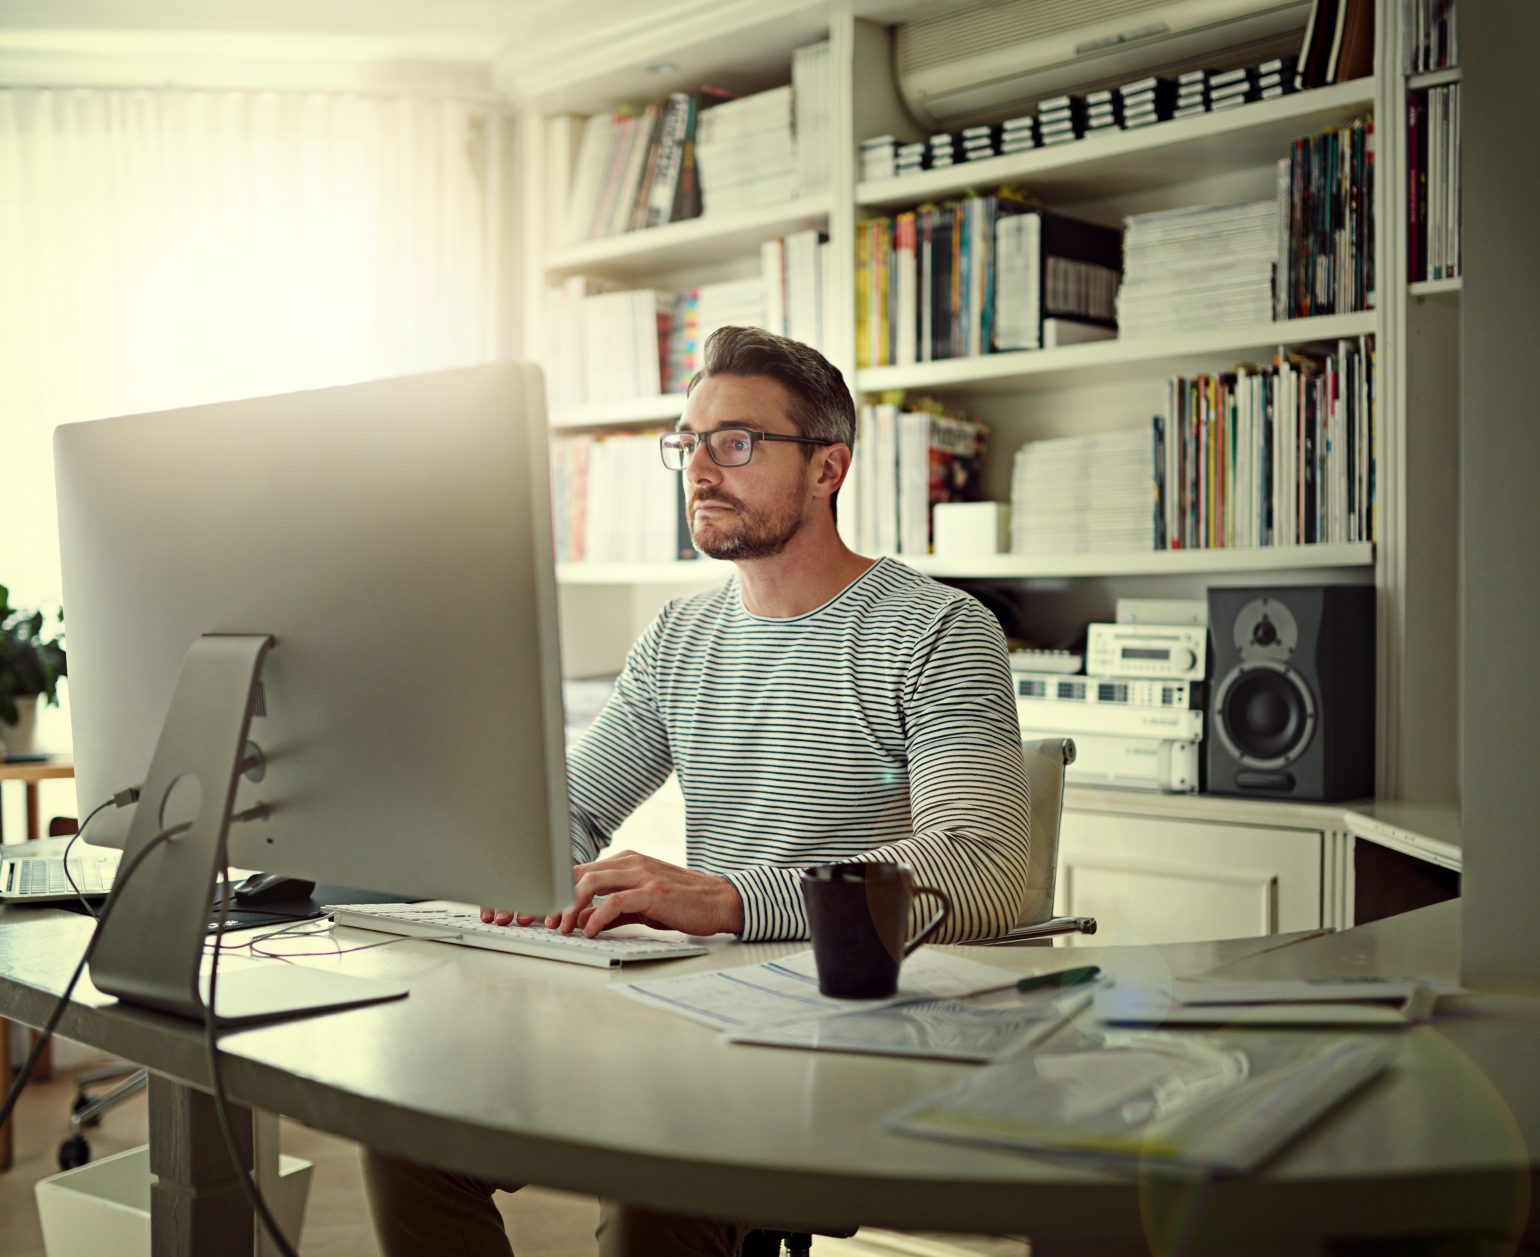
[
  {"xmin": 975, "ymin": 737, "xmax": 1097, "ymax": 945},
  {"xmin": 737, "ymin": 738, "xmax": 1093, "ymax": 1255}
]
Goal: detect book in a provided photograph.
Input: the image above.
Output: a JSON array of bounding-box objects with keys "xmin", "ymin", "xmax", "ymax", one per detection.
[
  {"xmin": 1328, "ymin": 0, "xmax": 1375, "ymax": 83},
  {"xmin": 1042, "ymin": 317, "xmax": 1117, "ymax": 348},
  {"xmin": 1295, "ymin": 0, "xmax": 1342, "ymax": 90},
  {"xmin": 993, "ymin": 208, "xmax": 1122, "ymax": 352}
]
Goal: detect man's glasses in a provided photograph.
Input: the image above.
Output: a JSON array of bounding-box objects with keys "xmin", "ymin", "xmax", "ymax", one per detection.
[{"xmin": 659, "ymin": 428, "xmax": 833, "ymax": 471}]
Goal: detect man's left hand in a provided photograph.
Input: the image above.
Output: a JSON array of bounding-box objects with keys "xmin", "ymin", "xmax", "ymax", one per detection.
[{"xmin": 548, "ymin": 850, "xmax": 744, "ymax": 938}]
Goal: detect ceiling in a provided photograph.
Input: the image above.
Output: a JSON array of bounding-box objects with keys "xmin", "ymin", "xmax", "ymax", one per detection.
[{"xmin": 0, "ymin": 0, "xmax": 593, "ymax": 60}]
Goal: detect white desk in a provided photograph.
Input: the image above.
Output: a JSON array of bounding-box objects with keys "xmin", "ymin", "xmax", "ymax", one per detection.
[
  {"xmin": 1345, "ymin": 801, "xmax": 1463, "ymax": 871},
  {"xmin": 2, "ymin": 901, "xmax": 1535, "ymax": 1256}
]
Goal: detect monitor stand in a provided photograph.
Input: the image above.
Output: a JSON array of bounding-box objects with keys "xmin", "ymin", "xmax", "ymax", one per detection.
[{"xmin": 87, "ymin": 634, "xmax": 408, "ymax": 1024}]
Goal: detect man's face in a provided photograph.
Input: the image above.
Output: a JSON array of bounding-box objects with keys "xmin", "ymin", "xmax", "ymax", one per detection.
[{"xmin": 677, "ymin": 374, "xmax": 817, "ymax": 561}]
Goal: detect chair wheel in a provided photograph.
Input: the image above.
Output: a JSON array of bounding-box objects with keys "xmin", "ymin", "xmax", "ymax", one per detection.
[
  {"xmin": 58, "ymin": 1135, "xmax": 92, "ymax": 1170},
  {"xmin": 73, "ymin": 1092, "xmax": 103, "ymax": 1127}
]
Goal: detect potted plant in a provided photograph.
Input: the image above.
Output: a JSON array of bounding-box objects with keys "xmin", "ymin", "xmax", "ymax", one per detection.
[{"xmin": 0, "ymin": 584, "xmax": 67, "ymax": 757}]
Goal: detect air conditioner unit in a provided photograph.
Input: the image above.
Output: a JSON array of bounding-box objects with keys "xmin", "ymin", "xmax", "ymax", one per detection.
[{"xmin": 895, "ymin": 0, "xmax": 1311, "ymax": 130}]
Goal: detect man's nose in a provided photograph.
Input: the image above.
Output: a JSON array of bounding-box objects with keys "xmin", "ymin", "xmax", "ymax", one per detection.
[{"xmin": 687, "ymin": 441, "xmax": 720, "ymax": 481}]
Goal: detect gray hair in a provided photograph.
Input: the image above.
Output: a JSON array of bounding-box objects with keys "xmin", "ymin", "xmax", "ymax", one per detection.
[{"xmin": 686, "ymin": 326, "xmax": 856, "ymax": 450}]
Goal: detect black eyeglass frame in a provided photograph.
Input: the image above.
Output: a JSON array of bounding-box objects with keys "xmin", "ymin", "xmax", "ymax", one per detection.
[{"xmin": 658, "ymin": 427, "xmax": 835, "ymax": 470}]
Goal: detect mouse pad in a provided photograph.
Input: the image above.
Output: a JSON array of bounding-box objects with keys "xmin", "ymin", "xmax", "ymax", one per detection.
[{"xmin": 209, "ymin": 884, "xmax": 421, "ymax": 933}]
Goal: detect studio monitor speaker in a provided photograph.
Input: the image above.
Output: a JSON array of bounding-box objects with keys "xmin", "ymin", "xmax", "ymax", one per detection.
[{"xmin": 1206, "ymin": 585, "xmax": 1374, "ymax": 801}]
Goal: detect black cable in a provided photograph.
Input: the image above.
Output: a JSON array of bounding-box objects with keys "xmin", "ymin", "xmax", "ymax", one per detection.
[
  {"xmin": 0, "ymin": 822, "xmax": 185, "ymax": 1130},
  {"xmin": 58, "ymin": 796, "xmax": 119, "ymax": 919},
  {"xmin": 202, "ymin": 826, "xmax": 303, "ymax": 1257}
]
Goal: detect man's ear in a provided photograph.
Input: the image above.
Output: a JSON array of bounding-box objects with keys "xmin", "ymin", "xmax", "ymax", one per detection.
[{"xmin": 812, "ymin": 443, "xmax": 852, "ymax": 499}]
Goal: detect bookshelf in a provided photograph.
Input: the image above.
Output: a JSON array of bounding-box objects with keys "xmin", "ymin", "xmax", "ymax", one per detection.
[
  {"xmin": 1409, "ymin": 277, "xmax": 1461, "ymax": 299},
  {"xmin": 857, "ymin": 311, "xmax": 1378, "ymax": 394},
  {"xmin": 544, "ymin": 195, "xmax": 834, "ymax": 280},
  {"xmin": 512, "ymin": 1, "xmax": 1462, "ymax": 936},
  {"xmin": 551, "ymin": 393, "xmax": 687, "ymax": 430},
  {"xmin": 556, "ymin": 543, "xmax": 1373, "ymax": 587},
  {"xmin": 854, "ymin": 77, "xmax": 1377, "ymax": 209}
]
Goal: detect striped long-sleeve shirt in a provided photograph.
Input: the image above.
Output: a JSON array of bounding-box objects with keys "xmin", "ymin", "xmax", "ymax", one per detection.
[{"xmin": 567, "ymin": 557, "xmax": 1029, "ymax": 942}]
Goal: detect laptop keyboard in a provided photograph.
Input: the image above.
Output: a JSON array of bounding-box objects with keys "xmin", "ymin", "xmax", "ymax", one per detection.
[{"xmin": 2, "ymin": 855, "xmax": 117, "ymax": 899}]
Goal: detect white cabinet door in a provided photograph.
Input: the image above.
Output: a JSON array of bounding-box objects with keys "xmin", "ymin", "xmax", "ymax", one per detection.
[{"xmin": 1055, "ymin": 812, "xmax": 1323, "ymax": 946}]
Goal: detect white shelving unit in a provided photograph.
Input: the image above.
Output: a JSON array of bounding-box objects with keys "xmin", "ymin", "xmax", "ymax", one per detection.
[
  {"xmin": 551, "ymin": 393, "xmax": 687, "ymax": 430},
  {"xmin": 545, "ymin": 194, "xmax": 833, "ymax": 281},
  {"xmin": 855, "ymin": 77, "xmax": 1376, "ymax": 209},
  {"xmin": 857, "ymin": 311, "xmax": 1378, "ymax": 395},
  {"xmin": 514, "ymin": 2, "xmax": 1460, "ymax": 939}
]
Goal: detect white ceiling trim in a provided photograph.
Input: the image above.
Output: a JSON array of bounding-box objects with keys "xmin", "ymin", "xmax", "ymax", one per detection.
[{"xmin": 496, "ymin": 0, "xmax": 828, "ymax": 104}]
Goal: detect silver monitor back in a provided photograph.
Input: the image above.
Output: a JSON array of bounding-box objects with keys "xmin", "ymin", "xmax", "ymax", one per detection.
[{"xmin": 54, "ymin": 362, "xmax": 572, "ymax": 917}]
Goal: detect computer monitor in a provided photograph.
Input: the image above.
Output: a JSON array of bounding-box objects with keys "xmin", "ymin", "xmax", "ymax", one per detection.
[{"xmin": 53, "ymin": 362, "xmax": 572, "ymax": 1020}]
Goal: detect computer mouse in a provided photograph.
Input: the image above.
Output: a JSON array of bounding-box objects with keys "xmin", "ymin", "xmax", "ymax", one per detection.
[{"xmin": 231, "ymin": 873, "xmax": 316, "ymax": 907}]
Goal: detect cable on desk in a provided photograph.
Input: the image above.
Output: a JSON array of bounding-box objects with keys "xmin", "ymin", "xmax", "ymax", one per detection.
[
  {"xmin": 0, "ymin": 819, "xmax": 184, "ymax": 1131},
  {"xmin": 59, "ymin": 787, "xmax": 140, "ymax": 918}
]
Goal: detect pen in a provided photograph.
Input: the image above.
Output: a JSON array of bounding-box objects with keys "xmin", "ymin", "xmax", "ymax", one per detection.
[{"xmin": 956, "ymin": 964, "xmax": 1102, "ymax": 1002}]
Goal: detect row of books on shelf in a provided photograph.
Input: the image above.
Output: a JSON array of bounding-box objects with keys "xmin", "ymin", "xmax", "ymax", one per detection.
[
  {"xmin": 1408, "ymin": 84, "xmax": 1461, "ymax": 283},
  {"xmin": 1402, "ymin": 0, "xmax": 1457, "ymax": 74},
  {"xmin": 838, "ymin": 402, "xmax": 988, "ymax": 558},
  {"xmin": 560, "ymin": 42, "xmax": 830, "ymax": 246},
  {"xmin": 549, "ymin": 346, "xmax": 1374, "ymax": 568},
  {"xmin": 1005, "ymin": 341, "xmax": 1376, "ymax": 557},
  {"xmin": 550, "ymin": 430, "xmax": 693, "ymax": 564},
  {"xmin": 860, "ymin": 61, "xmax": 1301, "ymax": 180},
  {"xmin": 856, "ymin": 197, "xmax": 1120, "ymax": 368},
  {"xmin": 1279, "ymin": 118, "xmax": 1375, "ymax": 319},
  {"xmin": 1157, "ymin": 339, "xmax": 1376, "ymax": 551},
  {"xmin": 855, "ymin": 117, "xmax": 1371, "ymax": 369},
  {"xmin": 545, "ymin": 229, "xmax": 829, "ymax": 408}
]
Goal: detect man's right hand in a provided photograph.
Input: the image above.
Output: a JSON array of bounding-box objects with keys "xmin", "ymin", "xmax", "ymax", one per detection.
[{"xmin": 480, "ymin": 907, "xmax": 542, "ymax": 927}]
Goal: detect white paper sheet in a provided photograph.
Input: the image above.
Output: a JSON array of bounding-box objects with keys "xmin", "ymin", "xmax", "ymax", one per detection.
[
  {"xmin": 727, "ymin": 987, "xmax": 1095, "ymax": 1062},
  {"xmin": 614, "ymin": 948, "xmax": 1024, "ymax": 1031}
]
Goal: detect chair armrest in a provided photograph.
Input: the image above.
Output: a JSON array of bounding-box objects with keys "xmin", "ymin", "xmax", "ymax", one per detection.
[{"xmin": 974, "ymin": 916, "xmax": 1098, "ymax": 945}]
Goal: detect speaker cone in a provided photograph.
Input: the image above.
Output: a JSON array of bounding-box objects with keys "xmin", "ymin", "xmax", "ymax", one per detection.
[{"xmin": 1213, "ymin": 659, "xmax": 1317, "ymax": 769}]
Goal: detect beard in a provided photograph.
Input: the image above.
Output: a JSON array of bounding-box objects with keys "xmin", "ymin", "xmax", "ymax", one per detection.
[{"xmin": 688, "ymin": 490, "xmax": 806, "ymax": 560}]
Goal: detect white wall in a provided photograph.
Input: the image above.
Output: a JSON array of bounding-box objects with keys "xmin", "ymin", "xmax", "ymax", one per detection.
[{"xmin": 1459, "ymin": 0, "xmax": 1540, "ymax": 992}]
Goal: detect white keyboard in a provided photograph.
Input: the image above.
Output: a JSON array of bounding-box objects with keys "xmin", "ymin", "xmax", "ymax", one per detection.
[{"xmin": 327, "ymin": 902, "xmax": 710, "ymax": 968}]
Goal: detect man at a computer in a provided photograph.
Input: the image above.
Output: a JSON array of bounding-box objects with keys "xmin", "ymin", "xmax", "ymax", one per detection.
[{"xmin": 363, "ymin": 327, "xmax": 1030, "ymax": 1256}]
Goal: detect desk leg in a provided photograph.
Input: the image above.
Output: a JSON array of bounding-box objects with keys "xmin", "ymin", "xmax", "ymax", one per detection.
[
  {"xmin": 26, "ymin": 781, "xmax": 40, "ymax": 841},
  {"xmin": 148, "ymin": 1074, "xmax": 256, "ymax": 1257},
  {"xmin": 1, "ymin": 1016, "xmax": 12, "ymax": 1171}
]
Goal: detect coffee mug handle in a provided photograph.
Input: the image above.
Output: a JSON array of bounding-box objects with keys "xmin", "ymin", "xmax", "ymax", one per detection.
[{"xmin": 902, "ymin": 886, "xmax": 952, "ymax": 956}]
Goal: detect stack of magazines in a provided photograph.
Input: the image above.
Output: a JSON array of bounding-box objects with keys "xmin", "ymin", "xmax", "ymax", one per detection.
[
  {"xmin": 1011, "ymin": 428, "xmax": 1156, "ymax": 555},
  {"xmin": 696, "ymin": 86, "xmax": 799, "ymax": 214},
  {"xmin": 1118, "ymin": 201, "xmax": 1279, "ymax": 337},
  {"xmin": 885, "ymin": 1020, "xmax": 1396, "ymax": 1174}
]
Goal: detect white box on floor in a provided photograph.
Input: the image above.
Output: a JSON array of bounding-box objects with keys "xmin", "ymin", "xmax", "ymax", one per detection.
[
  {"xmin": 35, "ymin": 1144, "xmax": 312, "ymax": 1257},
  {"xmin": 933, "ymin": 502, "xmax": 1010, "ymax": 557}
]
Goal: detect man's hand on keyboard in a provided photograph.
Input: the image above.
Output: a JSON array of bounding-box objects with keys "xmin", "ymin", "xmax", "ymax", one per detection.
[{"xmin": 479, "ymin": 850, "xmax": 744, "ymax": 938}]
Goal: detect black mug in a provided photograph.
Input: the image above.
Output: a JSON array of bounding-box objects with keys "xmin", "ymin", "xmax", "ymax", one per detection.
[{"xmin": 799, "ymin": 861, "xmax": 952, "ymax": 999}]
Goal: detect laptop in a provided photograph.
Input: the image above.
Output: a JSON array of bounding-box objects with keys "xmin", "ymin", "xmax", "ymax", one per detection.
[{"xmin": 0, "ymin": 849, "xmax": 120, "ymax": 903}]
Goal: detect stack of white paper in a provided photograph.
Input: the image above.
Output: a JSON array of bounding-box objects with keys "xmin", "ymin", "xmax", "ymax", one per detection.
[
  {"xmin": 1117, "ymin": 201, "xmax": 1279, "ymax": 337},
  {"xmin": 697, "ymin": 86, "xmax": 799, "ymax": 214},
  {"xmin": 1011, "ymin": 428, "xmax": 1155, "ymax": 554},
  {"xmin": 616, "ymin": 950, "xmax": 1096, "ymax": 1062}
]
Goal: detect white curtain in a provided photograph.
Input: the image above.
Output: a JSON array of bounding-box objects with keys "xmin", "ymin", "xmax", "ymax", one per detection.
[
  {"xmin": 1, "ymin": 85, "xmax": 509, "ymax": 603},
  {"xmin": 0, "ymin": 85, "xmax": 510, "ymax": 778}
]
